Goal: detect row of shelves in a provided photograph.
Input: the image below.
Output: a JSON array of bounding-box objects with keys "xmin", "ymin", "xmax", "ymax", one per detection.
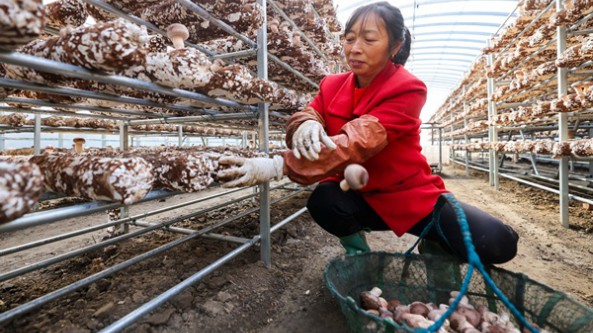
[{"xmin": 430, "ymin": 0, "xmax": 593, "ymax": 228}]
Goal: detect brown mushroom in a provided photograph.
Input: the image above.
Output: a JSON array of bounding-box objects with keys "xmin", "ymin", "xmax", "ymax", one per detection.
[
  {"xmin": 269, "ymin": 18, "xmax": 280, "ymax": 33},
  {"xmin": 360, "ymin": 287, "xmax": 383, "ymax": 311},
  {"xmin": 166, "ymin": 23, "xmax": 189, "ymax": 49},
  {"xmin": 73, "ymin": 137, "xmax": 86, "ymax": 153},
  {"xmin": 340, "ymin": 164, "xmax": 369, "ymax": 191}
]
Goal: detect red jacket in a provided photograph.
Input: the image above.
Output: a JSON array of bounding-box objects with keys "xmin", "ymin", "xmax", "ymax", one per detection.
[{"xmin": 284, "ymin": 62, "xmax": 448, "ymax": 236}]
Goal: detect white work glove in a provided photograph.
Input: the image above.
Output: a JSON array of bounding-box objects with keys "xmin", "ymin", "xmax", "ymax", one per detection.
[
  {"xmin": 292, "ymin": 120, "xmax": 337, "ymax": 161},
  {"xmin": 217, "ymin": 155, "xmax": 284, "ymax": 188}
]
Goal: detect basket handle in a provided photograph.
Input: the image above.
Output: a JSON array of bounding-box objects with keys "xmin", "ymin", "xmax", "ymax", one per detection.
[{"xmin": 404, "ymin": 193, "xmax": 540, "ymax": 333}]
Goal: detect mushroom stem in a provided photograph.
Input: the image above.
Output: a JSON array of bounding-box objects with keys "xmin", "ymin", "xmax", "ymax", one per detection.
[
  {"xmin": 73, "ymin": 138, "xmax": 85, "ymax": 153},
  {"xmin": 166, "ymin": 23, "xmax": 189, "ymax": 49}
]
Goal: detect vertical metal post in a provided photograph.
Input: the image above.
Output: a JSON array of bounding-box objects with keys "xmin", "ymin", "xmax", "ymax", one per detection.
[
  {"xmin": 257, "ymin": 0, "xmax": 271, "ymax": 268},
  {"xmin": 241, "ymin": 131, "xmax": 248, "ymax": 148},
  {"xmin": 438, "ymin": 127, "xmax": 443, "ymax": 172},
  {"xmin": 463, "ymin": 87, "xmax": 469, "ymax": 176},
  {"xmin": 178, "ymin": 126, "xmax": 183, "ymax": 147},
  {"xmin": 589, "ymin": 129, "xmax": 593, "ymax": 176},
  {"xmin": 101, "ymin": 134, "xmax": 107, "ymax": 148},
  {"xmin": 118, "ymin": 121, "xmax": 130, "ymax": 234},
  {"xmin": 557, "ymin": 0, "xmax": 569, "ymax": 228},
  {"xmin": 57, "ymin": 133, "xmax": 64, "ymax": 148},
  {"xmin": 486, "ymin": 39, "xmax": 498, "ymax": 189},
  {"xmin": 0, "ymin": 132, "xmax": 5, "ymax": 151},
  {"xmin": 34, "ymin": 114, "xmax": 41, "ymax": 155}
]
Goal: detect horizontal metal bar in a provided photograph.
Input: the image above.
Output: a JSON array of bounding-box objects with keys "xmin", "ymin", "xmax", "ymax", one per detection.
[
  {"xmin": 82, "ymin": 0, "xmax": 214, "ymax": 56},
  {"xmin": 210, "ymin": 49, "xmax": 257, "ymax": 60},
  {"xmin": 496, "ymin": 102, "xmax": 532, "ymax": 108},
  {"xmin": 128, "ymin": 113, "xmax": 256, "ymax": 125},
  {"xmin": 3, "ymin": 97, "xmax": 164, "ymax": 119},
  {"xmin": 0, "ymin": 190, "xmax": 174, "ymax": 234},
  {"xmin": 131, "ymin": 220, "xmax": 250, "ymax": 243},
  {"xmin": 567, "ymin": 29, "xmax": 593, "ymax": 36},
  {"xmin": 0, "ymin": 106, "xmax": 130, "ymax": 122},
  {"xmin": 268, "ymin": 53, "xmax": 319, "ymax": 89},
  {"xmin": 0, "ymin": 78, "xmax": 219, "ymax": 116},
  {"xmin": 175, "ymin": 0, "xmax": 256, "ymax": 48},
  {"xmin": 0, "ymin": 51, "xmax": 256, "ymax": 112},
  {"xmin": 267, "ymin": 0, "xmax": 329, "ymax": 62}
]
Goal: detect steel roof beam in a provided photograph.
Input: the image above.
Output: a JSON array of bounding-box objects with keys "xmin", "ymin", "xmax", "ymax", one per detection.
[
  {"xmin": 407, "ymin": 58, "xmax": 474, "ymax": 64},
  {"xmin": 410, "ymin": 51, "xmax": 478, "ymax": 58},
  {"xmin": 413, "ymin": 31, "xmax": 493, "ymax": 37},
  {"xmin": 412, "ymin": 45, "xmax": 484, "ymax": 52},
  {"xmin": 338, "ymin": 0, "xmax": 517, "ymax": 12},
  {"xmin": 404, "ymin": 11, "xmax": 514, "ymax": 21},
  {"xmin": 412, "ymin": 38, "xmax": 487, "ymax": 45},
  {"xmin": 412, "ymin": 22, "xmax": 501, "ymax": 29}
]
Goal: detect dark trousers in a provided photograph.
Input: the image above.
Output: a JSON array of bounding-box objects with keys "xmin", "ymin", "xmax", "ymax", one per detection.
[{"xmin": 307, "ymin": 182, "xmax": 519, "ymax": 265}]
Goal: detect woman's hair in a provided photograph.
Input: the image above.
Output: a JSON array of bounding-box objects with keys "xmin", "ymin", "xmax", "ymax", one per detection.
[{"xmin": 344, "ymin": 1, "xmax": 412, "ymax": 66}]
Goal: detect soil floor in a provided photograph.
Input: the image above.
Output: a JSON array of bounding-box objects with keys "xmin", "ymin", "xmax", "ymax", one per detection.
[{"xmin": 1, "ymin": 164, "xmax": 593, "ymax": 333}]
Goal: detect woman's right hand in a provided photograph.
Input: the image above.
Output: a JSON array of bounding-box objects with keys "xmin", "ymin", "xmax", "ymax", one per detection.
[{"xmin": 292, "ymin": 120, "xmax": 337, "ymax": 160}]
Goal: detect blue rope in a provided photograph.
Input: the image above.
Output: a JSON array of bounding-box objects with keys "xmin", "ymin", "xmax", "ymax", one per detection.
[{"xmin": 407, "ymin": 193, "xmax": 540, "ymax": 333}]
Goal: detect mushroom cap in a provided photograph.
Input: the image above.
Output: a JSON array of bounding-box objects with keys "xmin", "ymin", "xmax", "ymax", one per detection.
[
  {"xmin": 343, "ymin": 164, "xmax": 369, "ymax": 190},
  {"xmin": 166, "ymin": 23, "xmax": 189, "ymax": 41},
  {"xmin": 73, "ymin": 137, "xmax": 86, "ymax": 143}
]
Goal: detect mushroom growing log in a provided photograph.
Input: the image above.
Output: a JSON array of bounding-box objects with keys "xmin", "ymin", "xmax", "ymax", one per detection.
[{"xmin": 0, "ymin": 159, "xmax": 44, "ymax": 223}]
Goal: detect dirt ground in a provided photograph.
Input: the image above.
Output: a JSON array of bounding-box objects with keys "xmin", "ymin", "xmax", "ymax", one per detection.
[{"xmin": 1, "ymin": 163, "xmax": 593, "ymax": 333}]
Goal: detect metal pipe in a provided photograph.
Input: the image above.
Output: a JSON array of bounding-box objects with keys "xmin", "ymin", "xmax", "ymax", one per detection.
[
  {"xmin": 130, "ymin": 220, "xmax": 250, "ymax": 243},
  {"xmin": 128, "ymin": 113, "xmax": 255, "ymax": 126},
  {"xmin": 0, "ymin": 105, "xmax": 131, "ymax": 122},
  {"xmin": 3, "ymin": 97, "xmax": 162, "ymax": 119},
  {"xmin": 0, "ymin": 190, "xmax": 174, "ymax": 233},
  {"xmin": 557, "ymin": 0, "xmax": 570, "ymax": 228},
  {"xmin": 0, "ymin": 78, "xmax": 226, "ymax": 116},
  {"xmin": 174, "ymin": 0, "xmax": 256, "ymax": 47},
  {"xmin": 0, "ymin": 188, "xmax": 247, "ymax": 257},
  {"xmin": 33, "ymin": 114, "xmax": 41, "ymax": 155},
  {"xmin": 0, "ymin": 51, "xmax": 256, "ymax": 112},
  {"xmin": 267, "ymin": 53, "xmax": 319, "ymax": 89},
  {"xmin": 210, "ymin": 49, "xmax": 257, "ymax": 61}
]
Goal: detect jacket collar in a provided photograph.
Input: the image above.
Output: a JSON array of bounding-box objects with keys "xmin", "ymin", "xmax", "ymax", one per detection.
[{"xmin": 327, "ymin": 62, "xmax": 400, "ymax": 119}]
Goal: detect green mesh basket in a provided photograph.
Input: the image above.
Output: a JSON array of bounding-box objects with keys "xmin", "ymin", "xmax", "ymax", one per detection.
[{"xmin": 323, "ymin": 251, "xmax": 593, "ymax": 333}]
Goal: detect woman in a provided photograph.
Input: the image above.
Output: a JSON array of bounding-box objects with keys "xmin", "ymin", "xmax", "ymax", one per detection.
[{"xmin": 217, "ymin": 2, "xmax": 519, "ymax": 265}]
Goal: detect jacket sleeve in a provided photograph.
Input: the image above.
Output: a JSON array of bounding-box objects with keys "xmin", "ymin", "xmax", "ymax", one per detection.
[{"xmin": 282, "ymin": 114, "xmax": 387, "ymax": 185}]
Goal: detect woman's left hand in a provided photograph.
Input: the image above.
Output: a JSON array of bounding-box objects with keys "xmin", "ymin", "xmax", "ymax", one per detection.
[{"xmin": 292, "ymin": 120, "xmax": 337, "ymax": 160}]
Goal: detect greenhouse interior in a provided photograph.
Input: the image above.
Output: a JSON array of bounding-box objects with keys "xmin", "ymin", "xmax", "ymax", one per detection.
[{"xmin": 1, "ymin": 0, "xmax": 593, "ymax": 332}]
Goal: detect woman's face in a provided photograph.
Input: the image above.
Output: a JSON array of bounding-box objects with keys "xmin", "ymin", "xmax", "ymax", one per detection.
[{"xmin": 344, "ymin": 12, "xmax": 398, "ymax": 87}]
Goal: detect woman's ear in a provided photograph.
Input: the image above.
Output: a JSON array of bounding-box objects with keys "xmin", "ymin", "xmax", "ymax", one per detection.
[{"xmin": 391, "ymin": 41, "xmax": 403, "ymax": 57}]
